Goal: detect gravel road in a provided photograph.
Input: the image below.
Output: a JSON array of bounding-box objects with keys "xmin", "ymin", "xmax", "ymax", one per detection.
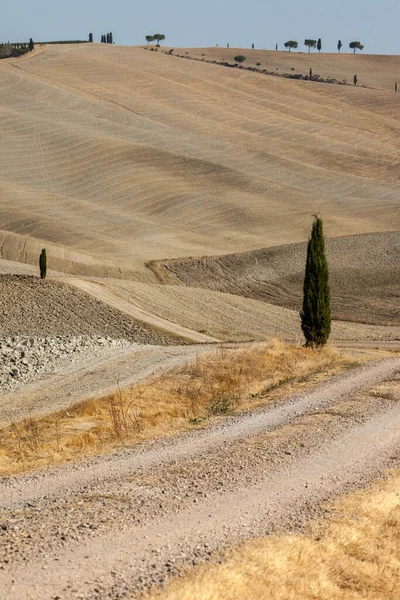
[{"xmin": 0, "ymin": 358, "xmax": 398, "ymax": 599}]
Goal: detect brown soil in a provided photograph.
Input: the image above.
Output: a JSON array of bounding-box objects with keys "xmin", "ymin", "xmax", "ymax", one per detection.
[
  {"xmin": 0, "ymin": 275, "xmax": 179, "ymax": 344},
  {"xmin": 0, "ymin": 44, "xmax": 399, "ymax": 278},
  {"xmin": 157, "ymin": 231, "xmax": 400, "ymax": 326}
]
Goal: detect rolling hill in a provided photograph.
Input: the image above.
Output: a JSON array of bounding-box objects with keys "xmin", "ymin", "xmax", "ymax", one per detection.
[{"xmin": 0, "ymin": 43, "xmax": 399, "ymax": 280}]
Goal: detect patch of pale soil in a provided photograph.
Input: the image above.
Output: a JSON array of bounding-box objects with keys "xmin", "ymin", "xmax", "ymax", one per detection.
[
  {"xmin": 88, "ymin": 278, "xmax": 400, "ymax": 344},
  {"xmin": 157, "ymin": 231, "xmax": 400, "ymax": 327},
  {"xmin": 60, "ymin": 278, "xmax": 219, "ymax": 343},
  {"xmin": 0, "ymin": 361, "xmax": 398, "ymax": 599},
  {"xmin": 0, "ymin": 344, "xmax": 217, "ymax": 426},
  {"xmin": 0, "ymin": 258, "xmax": 61, "ymax": 277}
]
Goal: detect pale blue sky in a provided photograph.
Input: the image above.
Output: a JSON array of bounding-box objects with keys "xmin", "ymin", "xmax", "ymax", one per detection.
[{"xmin": 1, "ymin": 0, "xmax": 397, "ymax": 54}]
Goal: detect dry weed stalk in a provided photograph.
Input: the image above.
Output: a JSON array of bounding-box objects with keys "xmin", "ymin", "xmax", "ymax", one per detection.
[{"xmin": 0, "ymin": 341, "xmax": 353, "ymax": 475}]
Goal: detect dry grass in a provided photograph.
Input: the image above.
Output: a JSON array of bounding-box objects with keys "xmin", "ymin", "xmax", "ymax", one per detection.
[
  {"xmin": 0, "ymin": 340, "xmax": 353, "ymax": 476},
  {"xmin": 147, "ymin": 471, "xmax": 400, "ymax": 600}
]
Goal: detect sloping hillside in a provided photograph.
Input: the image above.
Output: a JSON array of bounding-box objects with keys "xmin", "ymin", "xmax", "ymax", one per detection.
[{"xmin": 0, "ymin": 44, "xmax": 399, "ymax": 279}]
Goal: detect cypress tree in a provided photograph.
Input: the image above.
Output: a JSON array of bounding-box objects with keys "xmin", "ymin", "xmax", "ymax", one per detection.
[
  {"xmin": 29, "ymin": 38, "xmax": 34, "ymax": 52},
  {"xmin": 89, "ymin": 33, "xmax": 93, "ymax": 43},
  {"xmin": 300, "ymin": 216, "xmax": 331, "ymax": 347},
  {"xmin": 39, "ymin": 248, "xmax": 47, "ymax": 280}
]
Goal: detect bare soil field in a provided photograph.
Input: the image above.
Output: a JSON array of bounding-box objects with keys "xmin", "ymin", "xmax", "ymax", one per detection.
[
  {"xmin": 0, "ymin": 44, "xmax": 399, "ymax": 279},
  {"xmin": 0, "ymin": 44, "xmax": 399, "ymax": 599},
  {"xmin": 0, "ymin": 275, "xmax": 176, "ymax": 344},
  {"xmin": 157, "ymin": 231, "xmax": 400, "ymax": 326},
  {"xmin": 92, "ymin": 277, "xmax": 400, "ymax": 343},
  {"xmin": 175, "ymin": 46, "xmax": 400, "ymax": 93}
]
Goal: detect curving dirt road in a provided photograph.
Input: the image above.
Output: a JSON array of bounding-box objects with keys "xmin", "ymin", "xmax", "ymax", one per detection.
[
  {"xmin": 0, "ymin": 358, "xmax": 398, "ymax": 599},
  {"xmin": 59, "ymin": 278, "xmax": 220, "ymax": 343}
]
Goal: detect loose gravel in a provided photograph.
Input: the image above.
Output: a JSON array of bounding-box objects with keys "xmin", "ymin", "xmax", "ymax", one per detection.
[
  {"xmin": 0, "ymin": 360, "xmax": 398, "ymax": 599},
  {"xmin": 0, "ymin": 335, "xmax": 136, "ymax": 393}
]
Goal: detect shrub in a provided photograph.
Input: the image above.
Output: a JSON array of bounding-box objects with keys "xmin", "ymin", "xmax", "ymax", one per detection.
[{"xmin": 234, "ymin": 55, "xmax": 246, "ymax": 63}]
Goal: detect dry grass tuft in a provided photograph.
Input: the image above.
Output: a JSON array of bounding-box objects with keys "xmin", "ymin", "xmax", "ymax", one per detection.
[
  {"xmin": 148, "ymin": 471, "xmax": 400, "ymax": 600},
  {"xmin": 0, "ymin": 340, "xmax": 354, "ymax": 476}
]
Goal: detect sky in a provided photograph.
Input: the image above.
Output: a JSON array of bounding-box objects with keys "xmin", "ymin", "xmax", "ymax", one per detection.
[{"xmin": 1, "ymin": 0, "xmax": 398, "ymax": 55}]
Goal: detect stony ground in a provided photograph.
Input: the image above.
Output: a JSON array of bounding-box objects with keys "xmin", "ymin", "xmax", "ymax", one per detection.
[
  {"xmin": 0, "ymin": 360, "xmax": 398, "ymax": 599},
  {"xmin": 0, "ymin": 336, "xmax": 136, "ymax": 393},
  {"xmin": 0, "ymin": 275, "xmax": 179, "ymax": 345}
]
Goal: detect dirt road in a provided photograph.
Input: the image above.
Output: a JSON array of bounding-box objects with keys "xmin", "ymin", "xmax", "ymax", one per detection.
[
  {"xmin": 60, "ymin": 278, "xmax": 220, "ymax": 343},
  {"xmin": 0, "ymin": 358, "xmax": 398, "ymax": 599}
]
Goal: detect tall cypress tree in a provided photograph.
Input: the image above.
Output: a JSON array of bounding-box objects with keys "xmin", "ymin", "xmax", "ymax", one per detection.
[
  {"xmin": 39, "ymin": 248, "xmax": 47, "ymax": 280},
  {"xmin": 300, "ymin": 216, "xmax": 331, "ymax": 347}
]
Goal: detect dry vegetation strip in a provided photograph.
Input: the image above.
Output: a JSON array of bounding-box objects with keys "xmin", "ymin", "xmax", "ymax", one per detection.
[
  {"xmin": 0, "ymin": 341, "xmax": 356, "ymax": 476},
  {"xmin": 147, "ymin": 471, "xmax": 400, "ymax": 600}
]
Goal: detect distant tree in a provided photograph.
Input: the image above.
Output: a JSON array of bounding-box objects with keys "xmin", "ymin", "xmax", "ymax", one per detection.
[
  {"xmin": 101, "ymin": 35, "xmax": 104, "ymax": 43},
  {"xmin": 309, "ymin": 67, "xmax": 313, "ymax": 78},
  {"xmin": 349, "ymin": 41, "xmax": 364, "ymax": 53},
  {"xmin": 284, "ymin": 40, "xmax": 298, "ymax": 52},
  {"xmin": 106, "ymin": 33, "xmax": 110, "ymax": 44},
  {"xmin": 354, "ymin": 74, "xmax": 358, "ymax": 85},
  {"xmin": 300, "ymin": 216, "xmax": 331, "ymax": 348},
  {"xmin": 39, "ymin": 248, "xmax": 47, "ymax": 280},
  {"xmin": 89, "ymin": 33, "xmax": 93, "ymax": 43},
  {"xmin": 29, "ymin": 38, "xmax": 34, "ymax": 52},
  {"xmin": 109, "ymin": 32, "xmax": 113, "ymax": 44},
  {"xmin": 395, "ymin": 82, "xmax": 398, "ymax": 93},
  {"xmin": 146, "ymin": 35, "xmax": 154, "ymax": 44},
  {"xmin": 317, "ymin": 38, "xmax": 322, "ymax": 52},
  {"xmin": 251, "ymin": 43, "xmax": 254, "ymax": 49},
  {"xmin": 234, "ymin": 55, "xmax": 246, "ymax": 63},
  {"xmin": 275, "ymin": 43, "xmax": 278, "ymax": 51},
  {"xmin": 153, "ymin": 34, "xmax": 165, "ymax": 46},
  {"xmin": 337, "ymin": 40, "xmax": 342, "ymax": 52},
  {"xmin": 227, "ymin": 42, "xmax": 229, "ymax": 48},
  {"xmin": 304, "ymin": 39, "xmax": 317, "ymax": 53}
]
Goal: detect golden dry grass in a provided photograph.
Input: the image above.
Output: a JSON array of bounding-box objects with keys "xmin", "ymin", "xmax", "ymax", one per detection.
[
  {"xmin": 148, "ymin": 470, "xmax": 400, "ymax": 600},
  {"xmin": 0, "ymin": 340, "xmax": 354, "ymax": 476},
  {"xmin": 0, "ymin": 44, "xmax": 399, "ymax": 277}
]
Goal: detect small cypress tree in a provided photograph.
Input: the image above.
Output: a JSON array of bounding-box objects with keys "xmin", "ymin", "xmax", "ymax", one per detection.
[
  {"xmin": 300, "ymin": 217, "xmax": 331, "ymax": 348},
  {"xmin": 317, "ymin": 38, "xmax": 322, "ymax": 52},
  {"xmin": 39, "ymin": 248, "xmax": 47, "ymax": 280},
  {"xmin": 109, "ymin": 32, "xmax": 113, "ymax": 44},
  {"xmin": 29, "ymin": 38, "xmax": 34, "ymax": 52},
  {"xmin": 354, "ymin": 74, "xmax": 358, "ymax": 86},
  {"xmin": 89, "ymin": 33, "xmax": 93, "ymax": 43}
]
